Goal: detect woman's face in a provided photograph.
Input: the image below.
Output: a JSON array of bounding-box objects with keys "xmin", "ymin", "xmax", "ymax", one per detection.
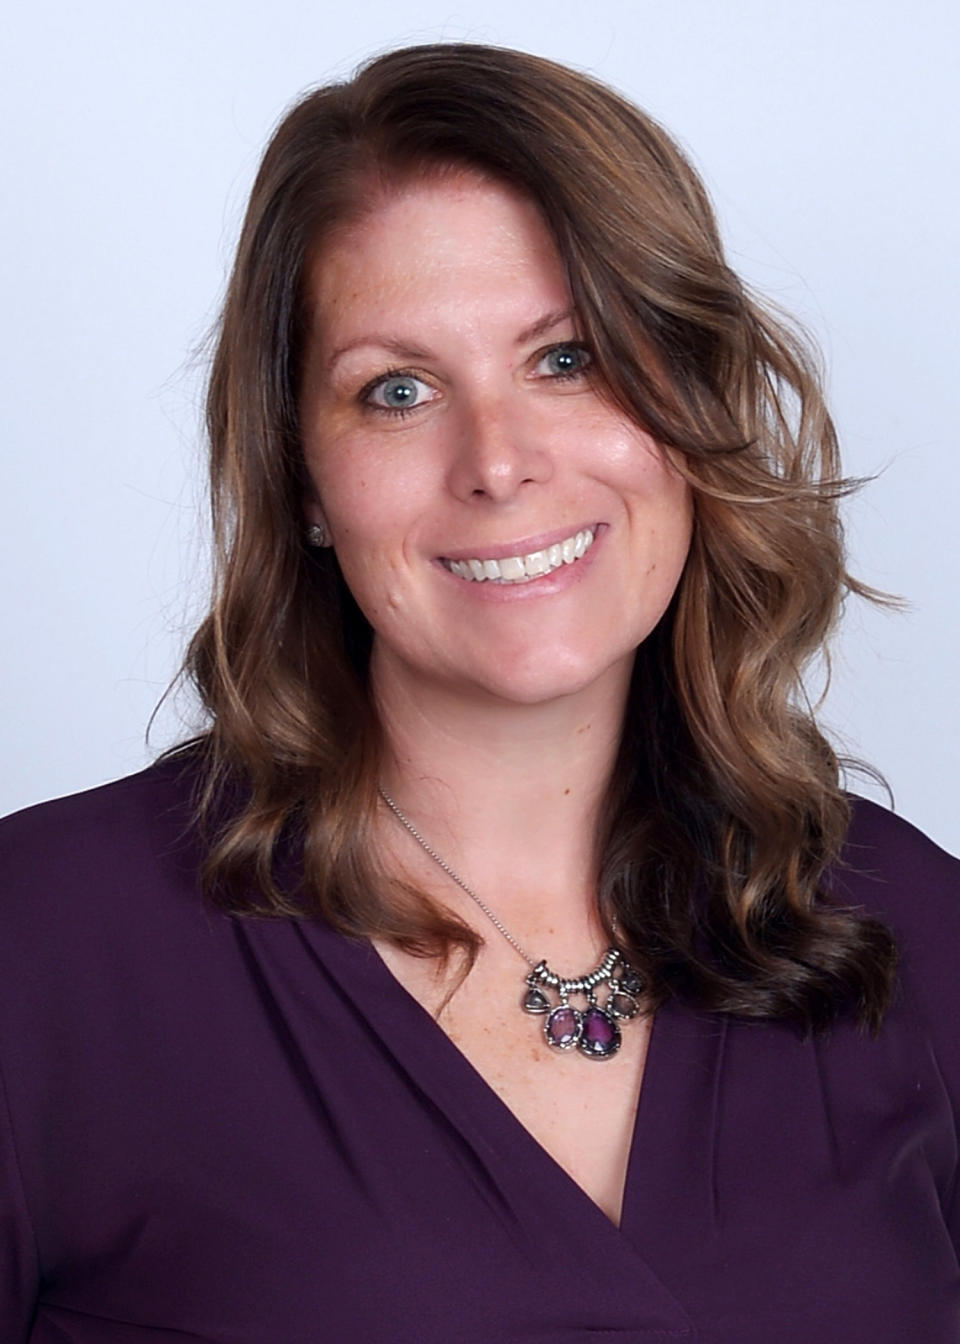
[{"xmin": 299, "ymin": 173, "xmax": 692, "ymax": 711}]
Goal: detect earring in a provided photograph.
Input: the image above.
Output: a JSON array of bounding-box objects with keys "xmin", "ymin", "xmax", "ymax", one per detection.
[{"xmin": 306, "ymin": 522, "xmax": 331, "ymax": 547}]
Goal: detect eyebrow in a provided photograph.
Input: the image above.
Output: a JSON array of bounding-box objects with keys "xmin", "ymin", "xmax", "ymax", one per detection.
[
  {"xmin": 516, "ymin": 306, "xmax": 576, "ymax": 344},
  {"xmin": 325, "ymin": 307, "xmax": 576, "ymax": 371}
]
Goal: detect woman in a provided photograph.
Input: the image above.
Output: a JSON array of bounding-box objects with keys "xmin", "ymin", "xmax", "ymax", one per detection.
[{"xmin": 1, "ymin": 43, "xmax": 957, "ymax": 1343}]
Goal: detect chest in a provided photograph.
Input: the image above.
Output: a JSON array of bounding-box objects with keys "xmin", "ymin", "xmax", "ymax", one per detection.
[
  {"xmin": 16, "ymin": 916, "xmax": 959, "ymax": 1343},
  {"xmin": 373, "ymin": 940, "xmax": 653, "ymax": 1226}
]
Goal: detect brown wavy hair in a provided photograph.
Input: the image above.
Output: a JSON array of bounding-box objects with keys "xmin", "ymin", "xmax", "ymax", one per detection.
[{"xmin": 174, "ymin": 42, "xmax": 897, "ymax": 1032}]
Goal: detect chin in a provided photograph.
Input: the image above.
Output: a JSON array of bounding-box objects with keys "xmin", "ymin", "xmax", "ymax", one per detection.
[{"xmin": 466, "ymin": 651, "xmax": 632, "ymax": 709}]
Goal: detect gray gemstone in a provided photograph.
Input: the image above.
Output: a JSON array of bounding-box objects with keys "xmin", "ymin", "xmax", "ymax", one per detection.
[
  {"xmin": 522, "ymin": 985, "xmax": 551, "ymax": 1014},
  {"xmin": 609, "ymin": 991, "xmax": 639, "ymax": 1020},
  {"xmin": 620, "ymin": 966, "xmax": 645, "ymax": 996}
]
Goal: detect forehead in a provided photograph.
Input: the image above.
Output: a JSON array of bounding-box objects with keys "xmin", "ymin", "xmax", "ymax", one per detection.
[{"xmin": 304, "ymin": 173, "xmax": 570, "ymax": 337}]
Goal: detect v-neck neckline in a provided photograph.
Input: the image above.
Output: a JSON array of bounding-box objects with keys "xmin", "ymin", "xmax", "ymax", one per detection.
[
  {"xmin": 292, "ymin": 915, "xmax": 722, "ymax": 1323},
  {"xmin": 367, "ymin": 932, "xmax": 660, "ymax": 1231},
  {"xmin": 225, "ymin": 909, "xmax": 745, "ymax": 1335}
]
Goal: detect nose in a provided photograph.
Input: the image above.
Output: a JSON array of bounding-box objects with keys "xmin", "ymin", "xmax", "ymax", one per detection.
[{"xmin": 445, "ymin": 394, "xmax": 553, "ymax": 503}]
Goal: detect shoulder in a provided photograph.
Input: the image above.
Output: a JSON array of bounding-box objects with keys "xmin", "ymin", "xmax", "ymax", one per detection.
[
  {"xmin": 0, "ymin": 751, "xmax": 210, "ymax": 941},
  {"xmin": 3, "ymin": 748, "xmax": 198, "ymax": 828},
  {"xmin": 836, "ymin": 796, "xmax": 960, "ymax": 939},
  {"xmin": 0, "ymin": 751, "xmax": 249, "ymax": 1090},
  {"xmin": 0, "ymin": 751, "xmax": 204, "ymax": 871},
  {"xmin": 835, "ymin": 795, "xmax": 960, "ymax": 1031}
]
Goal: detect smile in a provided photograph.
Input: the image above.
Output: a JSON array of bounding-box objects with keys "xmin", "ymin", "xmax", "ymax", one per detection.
[{"xmin": 441, "ymin": 527, "xmax": 597, "ymax": 584}]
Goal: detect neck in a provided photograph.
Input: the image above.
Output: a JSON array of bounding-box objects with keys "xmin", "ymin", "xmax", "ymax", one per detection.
[{"xmin": 372, "ymin": 654, "xmax": 632, "ymax": 942}]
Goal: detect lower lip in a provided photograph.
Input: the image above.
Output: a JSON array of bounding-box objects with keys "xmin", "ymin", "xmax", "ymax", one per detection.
[{"xmin": 435, "ymin": 527, "xmax": 605, "ymax": 603}]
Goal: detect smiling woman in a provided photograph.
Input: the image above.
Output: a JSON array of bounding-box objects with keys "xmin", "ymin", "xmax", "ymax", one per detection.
[
  {"xmin": 299, "ymin": 175, "xmax": 692, "ymax": 709},
  {"xmin": 1, "ymin": 42, "xmax": 958, "ymax": 1344}
]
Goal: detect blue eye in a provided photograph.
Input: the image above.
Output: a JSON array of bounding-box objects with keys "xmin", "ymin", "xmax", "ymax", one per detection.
[
  {"xmin": 364, "ymin": 373, "xmax": 434, "ymax": 414},
  {"xmin": 537, "ymin": 343, "xmax": 592, "ymax": 379}
]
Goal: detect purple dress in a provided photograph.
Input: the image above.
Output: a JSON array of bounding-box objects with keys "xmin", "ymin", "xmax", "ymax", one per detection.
[{"xmin": 0, "ymin": 756, "xmax": 957, "ymax": 1342}]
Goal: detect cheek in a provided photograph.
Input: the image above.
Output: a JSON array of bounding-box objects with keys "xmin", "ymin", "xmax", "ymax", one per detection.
[
  {"xmin": 602, "ymin": 425, "xmax": 692, "ymax": 519},
  {"xmin": 305, "ymin": 442, "xmax": 428, "ymax": 621},
  {"xmin": 656, "ymin": 464, "xmax": 694, "ymax": 545},
  {"xmin": 330, "ymin": 534, "xmax": 408, "ymax": 633},
  {"xmin": 612, "ymin": 433, "xmax": 694, "ymax": 588},
  {"xmin": 306, "ymin": 439, "xmax": 399, "ymax": 545},
  {"xmin": 650, "ymin": 473, "xmax": 694, "ymax": 578},
  {"xmin": 306, "ymin": 410, "xmax": 444, "ymax": 527}
]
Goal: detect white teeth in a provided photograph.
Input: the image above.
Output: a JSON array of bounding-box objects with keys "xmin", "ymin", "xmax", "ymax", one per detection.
[{"xmin": 443, "ymin": 527, "xmax": 596, "ymax": 583}]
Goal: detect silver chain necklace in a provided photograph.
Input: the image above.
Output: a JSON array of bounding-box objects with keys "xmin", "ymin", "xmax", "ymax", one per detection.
[{"xmin": 378, "ymin": 788, "xmax": 645, "ymax": 1060}]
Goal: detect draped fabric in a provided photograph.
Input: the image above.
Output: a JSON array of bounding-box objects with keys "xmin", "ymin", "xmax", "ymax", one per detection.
[{"xmin": 1, "ymin": 759, "xmax": 958, "ymax": 1342}]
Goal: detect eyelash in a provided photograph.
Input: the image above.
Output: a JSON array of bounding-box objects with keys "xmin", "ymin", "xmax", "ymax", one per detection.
[
  {"xmin": 538, "ymin": 342, "xmax": 592, "ymax": 383},
  {"xmin": 358, "ymin": 341, "xmax": 593, "ymax": 418},
  {"xmin": 358, "ymin": 369, "xmax": 434, "ymax": 420}
]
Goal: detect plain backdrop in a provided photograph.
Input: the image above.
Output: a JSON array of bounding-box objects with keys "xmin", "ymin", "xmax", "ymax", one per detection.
[{"xmin": 2, "ymin": 0, "xmax": 957, "ymax": 853}]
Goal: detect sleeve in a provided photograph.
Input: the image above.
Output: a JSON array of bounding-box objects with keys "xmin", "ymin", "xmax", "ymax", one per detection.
[
  {"xmin": 0, "ymin": 764, "xmax": 196, "ymax": 1339},
  {"xmin": 947, "ymin": 1131, "xmax": 960, "ymax": 1257},
  {"xmin": 0, "ymin": 1053, "xmax": 39, "ymax": 1340},
  {"xmin": 916, "ymin": 844, "xmax": 960, "ymax": 1257},
  {"xmin": 844, "ymin": 799, "xmax": 960, "ymax": 1257},
  {"xmin": 896, "ymin": 821, "xmax": 960, "ymax": 1256}
]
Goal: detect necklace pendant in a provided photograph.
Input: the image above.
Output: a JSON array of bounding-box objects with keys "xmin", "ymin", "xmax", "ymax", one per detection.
[
  {"xmin": 619, "ymin": 965, "xmax": 645, "ymax": 996},
  {"xmin": 526, "ymin": 947, "xmax": 644, "ymax": 1059},
  {"xmin": 608, "ymin": 989, "xmax": 639, "ymax": 1020},
  {"xmin": 577, "ymin": 1005, "xmax": 621, "ymax": 1059},
  {"xmin": 544, "ymin": 1004, "xmax": 583, "ymax": 1050},
  {"xmin": 379, "ymin": 790, "xmax": 641, "ymax": 1063},
  {"xmin": 522, "ymin": 983, "xmax": 551, "ymax": 1014}
]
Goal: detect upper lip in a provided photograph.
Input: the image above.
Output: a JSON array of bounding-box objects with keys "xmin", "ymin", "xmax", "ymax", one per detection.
[{"xmin": 438, "ymin": 522, "xmax": 601, "ymax": 563}]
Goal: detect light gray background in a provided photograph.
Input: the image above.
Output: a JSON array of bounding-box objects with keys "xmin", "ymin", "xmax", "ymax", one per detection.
[{"xmin": 3, "ymin": 1, "xmax": 957, "ymax": 853}]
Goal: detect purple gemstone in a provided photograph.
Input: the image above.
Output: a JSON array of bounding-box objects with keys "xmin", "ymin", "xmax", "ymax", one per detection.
[
  {"xmin": 544, "ymin": 1005, "xmax": 581, "ymax": 1049},
  {"xmin": 578, "ymin": 1006, "xmax": 621, "ymax": 1058}
]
